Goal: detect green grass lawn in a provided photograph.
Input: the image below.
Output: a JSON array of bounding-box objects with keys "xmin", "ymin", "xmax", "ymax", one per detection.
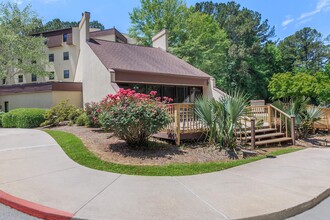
[{"xmin": 45, "ymin": 130, "xmax": 303, "ymax": 176}]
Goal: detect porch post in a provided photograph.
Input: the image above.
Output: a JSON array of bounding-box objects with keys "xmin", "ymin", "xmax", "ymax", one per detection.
[
  {"xmin": 175, "ymin": 105, "xmax": 181, "ymax": 146},
  {"xmin": 250, "ymin": 118, "xmax": 256, "ymax": 149},
  {"xmin": 268, "ymin": 105, "xmax": 272, "ymax": 128},
  {"xmin": 290, "ymin": 116, "xmax": 296, "ymax": 145}
]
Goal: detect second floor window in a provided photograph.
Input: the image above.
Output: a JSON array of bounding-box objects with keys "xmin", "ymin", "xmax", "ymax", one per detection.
[
  {"xmin": 64, "ymin": 70, "xmax": 70, "ymax": 79},
  {"xmin": 63, "ymin": 52, "xmax": 69, "ymax": 60},
  {"xmin": 18, "ymin": 75, "xmax": 23, "ymax": 83},
  {"xmin": 49, "ymin": 72, "xmax": 55, "ymax": 80},
  {"xmin": 49, "ymin": 54, "xmax": 54, "ymax": 62},
  {"xmin": 31, "ymin": 74, "xmax": 37, "ymax": 82},
  {"xmin": 63, "ymin": 33, "xmax": 68, "ymax": 42}
]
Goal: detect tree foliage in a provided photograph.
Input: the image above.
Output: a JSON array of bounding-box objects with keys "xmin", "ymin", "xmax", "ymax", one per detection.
[
  {"xmin": 170, "ymin": 10, "xmax": 228, "ymax": 79},
  {"xmin": 278, "ymin": 27, "xmax": 330, "ymax": 73},
  {"xmin": 195, "ymin": 1, "xmax": 275, "ymax": 99},
  {"xmin": 268, "ymin": 72, "xmax": 330, "ymax": 104},
  {"xmin": 0, "ymin": 2, "xmax": 47, "ymax": 83},
  {"xmin": 129, "ymin": 0, "xmax": 187, "ymax": 46},
  {"xmin": 41, "ymin": 18, "xmax": 105, "ymax": 32}
]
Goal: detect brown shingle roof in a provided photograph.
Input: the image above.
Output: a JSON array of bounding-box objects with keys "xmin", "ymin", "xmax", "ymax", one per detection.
[{"xmin": 87, "ymin": 39, "xmax": 210, "ymax": 79}]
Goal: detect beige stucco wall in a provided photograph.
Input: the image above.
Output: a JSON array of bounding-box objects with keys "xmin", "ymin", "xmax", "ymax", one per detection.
[
  {"xmin": 0, "ymin": 91, "xmax": 83, "ymax": 111},
  {"xmin": 76, "ymin": 13, "xmax": 118, "ymax": 105},
  {"xmin": 207, "ymin": 78, "xmax": 226, "ymax": 101},
  {"xmin": 0, "ymin": 92, "xmax": 53, "ymax": 111},
  {"xmin": 52, "ymin": 91, "xmax": 83, "ymax": 108}
]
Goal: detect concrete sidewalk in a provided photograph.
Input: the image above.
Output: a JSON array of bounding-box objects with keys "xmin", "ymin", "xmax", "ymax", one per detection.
[{"xmin": 1, "ymin": 129, "xmax": 330, "ymax": 220}]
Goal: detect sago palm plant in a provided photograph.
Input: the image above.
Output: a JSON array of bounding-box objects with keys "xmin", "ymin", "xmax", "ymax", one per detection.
[
  {"xmin": 273, "ymin": 97, "xmax": 324, "ymax": 138},
  {"xmin": 194, "ymin": 90, "xmax": 249, "ymax": 153}
]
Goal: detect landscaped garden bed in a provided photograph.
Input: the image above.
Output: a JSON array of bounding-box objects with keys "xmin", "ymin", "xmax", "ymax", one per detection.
[
  {"xmin": 45, "ymin": 129, "xmax": 302, "ymax": 176},
  {"xmin": 47, "ymin": 125, "xmax": 302, "ymax": 166}
]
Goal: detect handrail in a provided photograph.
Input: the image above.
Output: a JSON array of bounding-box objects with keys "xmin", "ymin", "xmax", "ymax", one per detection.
[{"xmin": 269, "ymin": 104, "xmax": 292, "ymax": 118}]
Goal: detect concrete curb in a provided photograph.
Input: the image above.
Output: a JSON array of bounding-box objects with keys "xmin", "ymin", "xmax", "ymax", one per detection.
[
  {"xmin": 241, "ymin": 188, "xmax": 330, "ymax": 220},
  {"xmin": 0, "ymin": 190, "xmax": 74, "ymax": 220}
]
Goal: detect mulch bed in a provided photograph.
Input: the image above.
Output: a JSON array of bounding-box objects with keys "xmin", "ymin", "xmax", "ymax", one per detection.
[{"xmin": 47, "ymin": 126, "xmax": 307, "ymax": 166}]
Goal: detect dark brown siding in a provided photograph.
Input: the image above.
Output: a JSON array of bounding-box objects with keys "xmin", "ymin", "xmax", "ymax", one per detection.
[
  {"xmin": 67, "ymin": 33, "xmax": 73, "ymax": 45},
  {"xmin": 115, "ymin": 70, "xmax": 208, "ymax": 86},
  {"xmin": 47, "ymin": 35, "xmax": 62, "ymax": 48},
  {"xmin": 0, "ymin": 82, "xmax": 82, "ymax": 95}
]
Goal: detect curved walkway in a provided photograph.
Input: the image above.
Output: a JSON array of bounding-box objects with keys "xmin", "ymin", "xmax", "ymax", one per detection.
[{"xmin": 1, "ymin": 129, "xmax": 330, "ymax": 220}]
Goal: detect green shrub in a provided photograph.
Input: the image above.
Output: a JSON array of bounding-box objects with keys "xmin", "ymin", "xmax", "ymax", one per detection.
[
  {"xmin": 0, "ymin": 111, "xmax": 5, "ymax": 127},
  {"xmin": 76, "ymin": 113, "xmax": 88, "ymax": 126},
  {"xmin": 98, "ymin": 89, "xmax": 171, "ymax": 147},
  {"xmin": 2, "ymin": 108, "xmax": 46, "ymax": 128},
  {"xmin": 41, "ymin": 100, "xmax": 80, "ymax": 126}
]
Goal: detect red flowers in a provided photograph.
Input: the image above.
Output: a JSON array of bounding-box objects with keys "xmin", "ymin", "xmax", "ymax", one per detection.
[
  {"xmin": 149, "ymin": 90, "xmax": 157, "ymax": 96},
  {"xmin": 101, "ymin": 89, "xmax": 173, "ymax": 109}
]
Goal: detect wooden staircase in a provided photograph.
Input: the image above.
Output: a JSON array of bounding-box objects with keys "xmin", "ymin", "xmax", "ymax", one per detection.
[{"xmin": 236, "ymin": 105, "xmax": 296, "ymax": 148}]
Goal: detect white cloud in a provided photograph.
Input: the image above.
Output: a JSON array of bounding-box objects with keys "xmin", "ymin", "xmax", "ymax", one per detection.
[
  {"xmin": 299, "ymin": 0, "xmax": 330, "ymax": 19},
  {"xmin": 282, "ymin": 15, "xmax": 295, "ymax": 26}
]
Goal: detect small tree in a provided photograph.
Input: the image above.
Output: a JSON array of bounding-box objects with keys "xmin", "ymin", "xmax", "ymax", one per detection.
[{"xmin": 0, "ymin": 2, "xmax": 47, "ymax": 83}]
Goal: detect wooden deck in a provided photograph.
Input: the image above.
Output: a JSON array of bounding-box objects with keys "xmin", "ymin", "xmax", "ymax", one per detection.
[{"xmin": 153, "ymin": 104, "xmax": 207, "ymax": 145}]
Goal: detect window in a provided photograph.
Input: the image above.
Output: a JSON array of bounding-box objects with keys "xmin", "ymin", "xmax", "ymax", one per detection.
[
  {"xmin": 63, "ymin": 33, "xmax": 68, "ymax": 42},
  {"xmin": 63, "ymin": 52, "xmax": 69, "ymax": 60},
  {"xmin": 4, "ymin": 101, "xmax": 9, "ymax": 113},
  {"xmin": 49, "ymin": 72, "xmax": 55, "ymax": 80},
  {"xmin": 2, "ymin": 78, "xmax": 6, "ymax": 85},
  {"xmin": 63, "ymin": 70, "xmax": 70, "ymax": 79},
  {"xmin": 18, "ymin": 75, "xmax": 23, "ymax": 83},
  {"xmin": 49, "ymin": 54, "xmax": 54, "ymax": 62},
  {"xmin": 31, "ymin": 74, "xmax": 37, "ymax": 82}
]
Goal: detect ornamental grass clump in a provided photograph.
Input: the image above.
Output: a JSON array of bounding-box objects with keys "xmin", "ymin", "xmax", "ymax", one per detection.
[{"xmin": 98, "ymin": 89, "xmax": 172, "ymax": 147}]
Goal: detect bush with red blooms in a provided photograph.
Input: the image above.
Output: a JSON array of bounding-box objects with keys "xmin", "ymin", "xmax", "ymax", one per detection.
[
  {"xmin": 98, "ymin": 88, "xmax": 172, "ymax": 147},
  {"xmin": 85, "ymin": 102, "xmax": 102, "ymax": 127}
]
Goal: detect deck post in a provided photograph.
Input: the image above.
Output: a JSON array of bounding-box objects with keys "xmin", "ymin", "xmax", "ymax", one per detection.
[
  {"xmin": 290, "ymin": 116, "xmax": 296, "ymax": 145},
  {"xmin": 267, "ymin": 105, "xmax": 272, "ymax": 128},
  {"xmin": 250, "ymin": 118, "xmax": 256, "ymax": 149},
  {"xmin": 175, "ymin": 105, "xmax": 181, "ymax": 146}
]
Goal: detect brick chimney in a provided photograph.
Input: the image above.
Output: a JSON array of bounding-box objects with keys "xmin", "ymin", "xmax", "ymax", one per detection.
[{"xmin": 152, "ymin": 29, "xmax": 168, "ymax": 51}]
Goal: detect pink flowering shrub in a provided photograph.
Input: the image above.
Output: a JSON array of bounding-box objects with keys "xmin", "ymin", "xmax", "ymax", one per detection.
[
  {"xmin": 98, "ymin": 88, "xmax": 172, "ymax": 147},
  {"xmin": 85, "ymin": 102, "xmax": 101, "ymax": 127}
]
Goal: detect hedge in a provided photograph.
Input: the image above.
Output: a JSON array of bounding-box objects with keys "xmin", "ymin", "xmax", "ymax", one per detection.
[
  {"xmin": 0, "ymin": 111, "xmax": 4, "ymax": 127},
  {"xmin": 2, "ymin": 108, "xmax": 47, "ymax": 128}
]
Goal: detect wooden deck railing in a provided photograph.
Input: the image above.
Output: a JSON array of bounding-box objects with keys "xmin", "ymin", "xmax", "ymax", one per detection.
[
  {"xmin": 163, "ymin": 103, "xmax": 297, "ymax": 146},
  {"xmin": 164, "ymin": 104, "xmax": 207, "ymax": 145},
  {"xmin": 313, "ymin": 107, "xmax": 330, "ymax": 132},
  {"xmin": 247, "ymin": 105, "xmax": 295, "ymax": 148}
]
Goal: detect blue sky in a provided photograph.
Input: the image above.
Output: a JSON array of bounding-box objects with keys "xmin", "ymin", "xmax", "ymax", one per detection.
[{"xmin": 5, "ymin": 0, "xmax": 330, "ymax": 40}]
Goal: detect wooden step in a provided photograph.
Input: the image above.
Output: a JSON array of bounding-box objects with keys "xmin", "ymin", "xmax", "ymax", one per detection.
[
  {"xmin": 236, "ymin": 128, "xmax": 277, "ymax": 136},
  {"xmin": 245, "ymin": 132, "xmax": 285, "ymax": 140},
  {"xmin": 254, "ymin": 137, "xmax": 293, "ymax": 146}
]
